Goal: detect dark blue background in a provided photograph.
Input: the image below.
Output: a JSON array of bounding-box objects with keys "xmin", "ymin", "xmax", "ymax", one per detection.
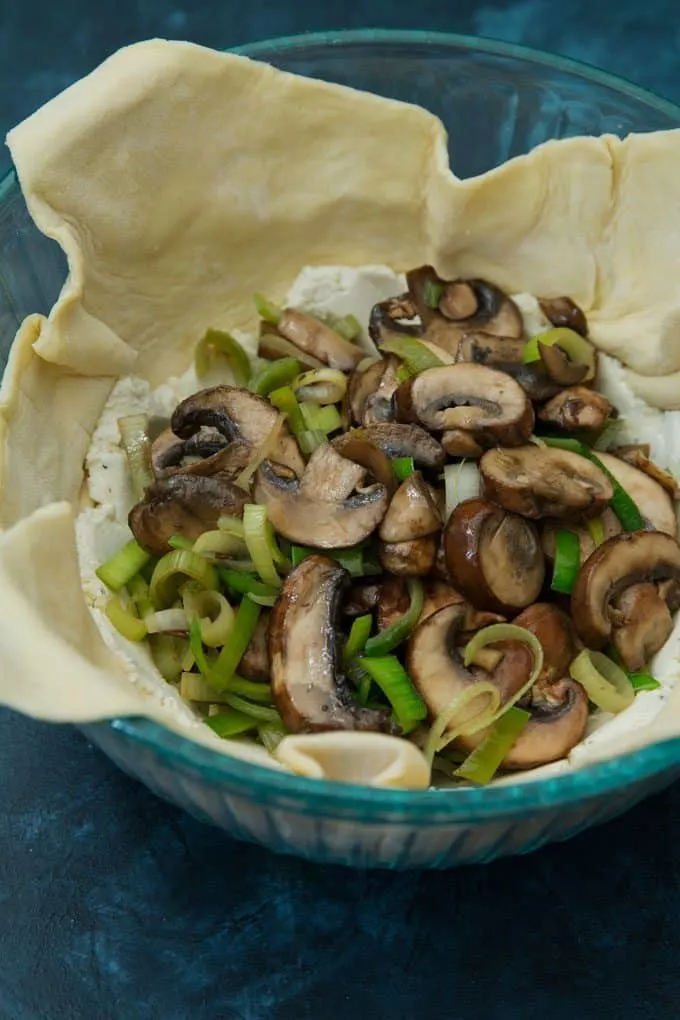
[{"xmin": 2, "ymin": 2, "xmax": 680, "ymax": 1018}]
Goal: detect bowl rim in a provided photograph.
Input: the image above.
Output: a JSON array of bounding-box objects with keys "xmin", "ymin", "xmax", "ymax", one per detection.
[
  {"xmin": 10, "ymin": 28, "xmax": 680, "ymax": 821},
  {"xmin": 233, "ymin": 28, "xmax": 680, "ymax": 120}
]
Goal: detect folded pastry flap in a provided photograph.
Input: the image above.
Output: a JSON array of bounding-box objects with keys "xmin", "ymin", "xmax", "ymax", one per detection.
[
  {"xmin": 0, "ymin": 500, "xmax": 283, "ymax": 768},
  {"xmin": 0, "ymin": 315, "xmax": 114, "ymax": 527},
  {"xmin": 7, "ymin": 40, "xmax": 441, "ymax": 386}
]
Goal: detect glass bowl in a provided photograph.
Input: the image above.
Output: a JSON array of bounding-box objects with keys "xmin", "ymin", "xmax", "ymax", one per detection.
[{"xmin": 3, "ymin": 30, "xmax": 680, "ymax": 869}]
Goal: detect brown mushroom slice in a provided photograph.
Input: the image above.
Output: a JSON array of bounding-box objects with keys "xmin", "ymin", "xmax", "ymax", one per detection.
[
  {"xmin": 171, "ymin": 385, "xmax": 304, "ymax": 476},
  {"xmin": 128, "ymin": 472, "xmax": 248, "ymax": 556},
  {"xmin": 368, "ymin": 295, "xmax": 422, "ymax": 345},
  {"xmin": 277, "ymin": 309, "xmax": 364, "ymax": 372},
  {"xmin": 379, "ymin": 536, "xmax": 437, "ymax": 576},
  {"xmin": 596, "ymin": 452, "xmax": 677, "ymax": 536},
  {"xmin": 538, "ymin": 387, "xmax": 613, "ymax": 432},
  {"xmin": 347, "ymin": 355, "xmax": 401, "ymax": 426},
  {"xmin": 539, "ymin": 296, "xmax": 589, "ymax": 337},
  {"xmin": 611, "ymin": 447, "xmax": 680, "ymax": 498},
  {"xmin": 444, "ymin": 498, "xmax": 545, "ymax": 614},
  {"xmin": 253, "ymin": 451, "xmax": 389, "ymax": 550},
  {"xmin": 455, "ymin": 332, "xmax": 560, "ymax": 402},
  {"xmin": 396, "ymin": 364, "xmax": 534, "ymax": 448},
  {"xmin": 500, "ymin": 678, "xmax": 589, "ymax": 770},
  {"xmin": 332, "ymin": 431, "xmax": 396, "ymax": 495},
  {"xmin": 298, "ymin": 443, "xmax": 366, "ymax": 502},
  {"xmin": 610, "ymin": 582, "xmax": 675, "ymax": 672},
  {"xmin": 258, "ymin": 323, "xmax": 325, "ymax": 369},
  {"xmin": 375, "ymin": 576, "xmax": 411, "ymax": 630},
  {"xmin": 409, "ymin": 270, "xmax": 523, "ymax": 340},
  {"xmin": 407, "ymin": 603, "xmax": 534, "ymax": 749},
  {"xmin": 151, "ymin": 427, "xmax": 252, "ymax": 481},
  {"xmin": 570, "ymin": 530, "xmax": 680, "ymax": 649},
  {"xmin": 541, "ymin": 508, "xmax": 622, "ymax": 565},
  {"xmin": 358, "ymin": 422, "xmax": 445, "ymax": 470},
  {"xmin": 238, "ymin": 611, "xmax": 270, "ymax": 681},
  {"xmin": 343, "ymin": 581, "xmax": 382, "ymax": 618},
  {"xmin": 379, "ymin": 471, "xmax": 442, "ymax": 542},
  {"xmin": 441, "ymin": 429, "xmax": 485, "ymax": 459},
  {"xmin": 269, "ymin": 555, "xmax": 394, "ymax": 733},
  {"xmin": 480, "ymin": 446, "xmax": 612, "ymax": 520},
  {"xmin": 512, "ymin": 603, "xmax": 578, "ymax": 686},
  {"xmin": 538, "ymin": 341, "xmax": 589, "ymax": 385}
]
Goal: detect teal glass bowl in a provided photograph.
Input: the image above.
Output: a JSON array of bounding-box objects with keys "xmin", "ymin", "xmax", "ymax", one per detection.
[{"xmin": 3, "ymin": 30, "xmax": 680, "ymax": 868}]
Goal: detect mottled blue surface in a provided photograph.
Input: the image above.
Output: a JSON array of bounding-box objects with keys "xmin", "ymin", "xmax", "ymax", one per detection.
[{"xmin": 2, "ymin": 1, "xmax": 680, "ymax": 1017}]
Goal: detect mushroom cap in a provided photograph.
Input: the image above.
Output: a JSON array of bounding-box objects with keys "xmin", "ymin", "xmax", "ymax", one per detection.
[
  {"xmin": 596, "ymin": 451, "xmax": 677, "ymax": 536},
  {"xmin": 151, "ymin": 426, "xmax": 252, "ymax": 481},
  {"xmin": 171, "ymin": 385, "xmax": 304, "ymax": 476},
  {"xmin": 480, "ymin": 445, "xmax": 613, "ymax": 520},
  {"xmin": 512, "ymin": 603, "xmax": 578, "ymax": 686},
  {"xmin": 498, "ymin": 678, "xmax": 589, "ymax": 770},
  {"xmin": 444, "ymin": 498, "xmax": 545, "ymax": 614},
  {"xmin": 538, "ymin": 341, "xmax": 589, "ymax": 385},
  {"xmin": 331, "ymin": 431, "xmax": 397, "ymax": 496},
  {"xmin": 538, "ymin": 386, "xmax": 613, "ymax": 432},
  {"xmin": 278, "ymin": 308, "xmax": 364, "ymax": 372},
  {"xmin": 440, "ymin": 429, "xmax": 485, "ymax": 458},
  {"xmin": 610, "ymin": 582, "xmax": 675, "ymax": 672},
  {"xmin": 570, "ymin": 530, "xmax": 680, "ymax": 648},
  {"xmin": 406, "ymin": 602, "xmax": 534, "ymax": 746},
  {"xmin": 610, "ymin": 446, "xmax": 680, "ymax": 499},
  {"xmin": 378, "ymin": 471, "xmax": 442, "ymax": 542},
  {"xmin": 396, "ymin": 363, "xmax": 534, "ymax": 447},
  {"xmin": 378, "ymin": 535, "xmax": 437, "ymax": 575},
  {"xmin": 269, "ymin": 555, "xmax": 395, "ymax": 734},
  {"xmin": 539, "ymin": 296, "xmax": 589, "ymax": 337},
  {"xmin": 128, "ymin": 472, "xmax": 248, "ymax": 556},
  {"xmin": 253, "ymin": 445, "xmax": 389, "ymax": 549},
  {"xmin": 348, "ymin": 356, "xmax": 401, "ymax": 426},
  {"xmin": 455, "ymin": 332, "xmax": 561, "ymax": 402},
  {"xmin": 357, "ymin": 422, "xmax": 445, "ymax": 470}
]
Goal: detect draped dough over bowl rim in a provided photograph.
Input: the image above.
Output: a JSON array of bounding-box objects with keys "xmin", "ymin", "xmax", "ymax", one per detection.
[{"xmin": 0, "ymin": 38, "xmax": 680, "ymax": 781}]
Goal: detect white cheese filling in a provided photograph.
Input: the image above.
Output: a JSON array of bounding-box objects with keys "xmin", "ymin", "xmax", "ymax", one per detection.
[{"xmin": 76, "ymin": 269, "xmax": 680, "ymax": 779}]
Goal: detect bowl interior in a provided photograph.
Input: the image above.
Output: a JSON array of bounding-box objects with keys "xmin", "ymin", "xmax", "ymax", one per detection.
[{"xmin": 3, "ymin": 30, "xmax": 680, "ymax": 823}]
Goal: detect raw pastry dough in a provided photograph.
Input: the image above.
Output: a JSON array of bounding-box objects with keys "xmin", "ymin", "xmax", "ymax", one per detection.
[{"xmin": 1, "ymin": 39, "xmax": 680, "ymax": 776}]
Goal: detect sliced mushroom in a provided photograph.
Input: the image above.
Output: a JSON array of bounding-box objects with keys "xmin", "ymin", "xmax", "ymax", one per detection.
[
  {"xmin": 171, "ymin": 385, "xmax": 304, "ymax": 476},
  {"xmin": 480, "ymin": 446, "xmax": 612, "ymax": 520},
  {"xmin": 379, "ymin": 536, "xmax": 437, "ymax": 576},
  {"xmin": 277, "ymin": 309, "xmax": 364, "ymax": 372},
  {"xmin": 253, "ymin": 446, "xmax": 388, "ymax": 548},
  {"xmin": 499, "ymin": 678, "xmax": 589, "ymax": 770},
  {"xmin": 570, "ymin": 530, "xmax": 680, "ymax": 650},
  {"xmin": 238, "ymin": 611, "xmax": 270, "ymax": 681},
  {"xmin": 375, "ymin": 576, "xmax": 411, "ymax": 630},
  {"xmin": 538, "ymin": 341, "xmax": 589, "ymax": 386},
  {"xmin": 332, "ymin": 431, "xmax": 397, "ymax": 495},
  {"xmin": 407, "ymin": 602, "xmax": 534, "ymax": 750},
  {"xmin": 440, "ymin": 429, "xmax": 485, "ymax": 459},
  {"xmin": 541, "ymin": 508, "xmax": 622, "ymax": 565},
  {"xmin": 596, "ymin": 452, "xmax": 677, "ymax": 536},
  {"xmin": 610, "ymin": 582, "xmax": 675, "ymax": 672},
  {"xmin": 258, "ymin": 322, "xmax": 325, "ymax": 369},
  {"xmin": 539, "ymin": 296, "xmax": 589, "ymax": 336},
  {"xmin": 357, "ymin": 422, "xmax": 445, "ymax": 470},
  {"xmin": 455, "ymin": 331, "xmax": 560, "ymax": 402},
  {"xmin": 129, "ymin": 472, "xmax": 248, "ymax": 556},
  {"xmin": 348, "ymin": 355, "xmax": 401, "ymax": 425},
  {"xmin": 396, "ymin": 364, "xmax": 534, "ymax": 448},
  {"xmin": 611, "ymin": 447, "xmax": 680, "ymax": 498},
  {"xmin": 444, "ymin": 498, "xmax": 545, "ymax": 614},
  {"xmin": 409, "ymin": 270, "xmax": 523, "ymax": 341},
  {"xmin": 269, "ymin": 555, "xmax": 395, "ymax": 733},
  {"xmin": 379, "ymin": 472, "xmax": 442, "ymax": 542},
  {"xmin": 151, "ymin": 427, "xmax": 252, "ymax": 481},
  {"xmin": 538, "ymin": 387, "xmax": 613, "ymax": 432},
  {"xmin": 368, "ymin": 295, "xmax": 422, "ymax": 345},
  {"xmin": 513, "ymin": 603, "xmax": 578, "ymax": 686},
  {"xmin": 343, "ymin": 581, "xmax": 382, "ymax": 618}
]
